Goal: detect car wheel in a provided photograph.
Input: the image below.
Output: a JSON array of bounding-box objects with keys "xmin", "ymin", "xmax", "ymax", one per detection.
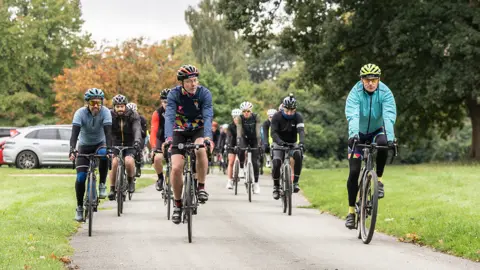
[{"xmin": 16, "ymin": 150, "xmax": 39, "ymax": 169}]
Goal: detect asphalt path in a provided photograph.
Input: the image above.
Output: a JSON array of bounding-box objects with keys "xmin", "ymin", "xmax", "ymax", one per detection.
[{"xmin": 70, "ymin": 171, "xmax": 479, "ymax": 270}]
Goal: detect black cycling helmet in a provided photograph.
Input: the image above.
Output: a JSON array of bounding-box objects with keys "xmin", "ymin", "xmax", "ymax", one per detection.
[
  {"xmin": 282, "ymin": 93, "xmax": 297, "ymax": 109},
  {"xmin": 112, "ymin": 94, "xmax": 128, "ymax": 105}
]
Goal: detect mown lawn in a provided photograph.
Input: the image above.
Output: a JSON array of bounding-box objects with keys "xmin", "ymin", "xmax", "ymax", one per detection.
[
  {"xmin": 0, "ymin": 167, "xmax": 155, "ymax": 269},
  {"xmin": 301, "ymin": 164, "xmax": 480, "ymax": 261}
]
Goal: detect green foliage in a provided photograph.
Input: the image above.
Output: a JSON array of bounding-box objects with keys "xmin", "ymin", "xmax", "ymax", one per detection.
[
  {"xmin": 0, "ymin": 0, "xmax": 92, "ymax": 126},
  {"xmin": 219, "ymin": 0, "xmax": 480, "ymax": 159},
  {"xmin": 185, "ymin": 0, "xmax": 248, "ymax": 84}
]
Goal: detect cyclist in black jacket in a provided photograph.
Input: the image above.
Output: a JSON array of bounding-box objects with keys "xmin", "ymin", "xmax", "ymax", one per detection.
[
  {"xmin": 108, "ymin": 95, "xmax": 142, "ymax": 200},
  {"xmin": 270, "ymin": 94, "xmax": 306, "ymax": 200}
]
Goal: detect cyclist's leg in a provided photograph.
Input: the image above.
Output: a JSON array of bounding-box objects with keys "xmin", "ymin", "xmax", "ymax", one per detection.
[
  {"xmin": 271, "ymin": 145, "xmax": 284, "ymax": 199},
  {"xmin": 250, "ymin": 140, "xmax": 260, "ymax": 183},
  {"xmin": 345, "ymin": 139, "xmax": 363, "ymax": 228},
  {"xmin": 125, "ymin": 149, "xmax": 136, "ymax": 192},
  {"xmin": 153, "ymin": 148, "xmax": 165, "ymax": 191},
  {"xmin": 264, "ymin": 145, "xmax": 271, "ymax": 167},
  {"xmin": 171, "ymin": 131, "xmax": 186, "ymax": 224},
  {"xmin": 108, "ymin": 150, "xmax": 120, "ymax": 200},
  {"xmin": 74, "ymin": 145, "xmax": 95, "ymax": 221},
  {"xmin": 95, "ymin": 145, "xmax": 108, "ymax": 198},
  {"xmin": 292, "ymin": 149, "xmax": 303, "ymax": 192},
  {"xmin": 193, "ymin": 128, "xmax": 209, "ymax": 202},
  {"xmin": 227, "ymin": 152, "xmax": 235, "ymax": 188},
  {"xmin": 374, "ymin": 131, "xmax": 388, "ymax": 198},
  {"xmin": 227, "ymin": 139, "xmax": 236, "ymax": 180}
]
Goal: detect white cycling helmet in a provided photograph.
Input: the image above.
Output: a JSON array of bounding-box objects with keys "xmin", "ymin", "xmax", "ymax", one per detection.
[
  {"xmin": 231, "ymin": 108, "xmax": 242, "ymax": 117},
  {"xmin": 240, "ymin": 101, "xmax": 253, "ymax": 111},
  {"xmin": 126, "ymin": 103, "xmax": 137, "ymax": 111},
  {"xmin": 267, "ymin": 109, "xmax": 277, "ymax": 117},
  {"xmin": 222, "ymin": 124, "xmax": 229, "ymax": 129}
]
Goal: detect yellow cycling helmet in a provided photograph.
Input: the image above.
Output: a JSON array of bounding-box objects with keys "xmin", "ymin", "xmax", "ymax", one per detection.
[{"xmin": 359, "ymin": 63, "xmax": 381, "ymax": 78}]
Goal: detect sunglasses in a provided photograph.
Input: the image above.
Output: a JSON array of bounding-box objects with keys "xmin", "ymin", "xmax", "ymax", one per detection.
[
  {"xmin": 88, "ymin": 100, "xmax": 103, "ymax": 106},
  {"xmin": 242, "ymin": 110, "xmax": 251, "ymax": 113},
  {"xmin": 362, "ymin": 78, "xmax": 380, "ymax": 84}
]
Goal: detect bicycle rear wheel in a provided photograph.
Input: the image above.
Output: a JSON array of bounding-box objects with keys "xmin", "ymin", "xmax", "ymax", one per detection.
[
  {"xmin": 116, "ymin": 164, "xmax": 124, "ymax": 217},
  {"xmin": 87, "ymin": 172, "xmax": 94, "ymax": 237},
  {"xmin": 360, "ymin": 170, "xmax": 378, "ymax": 244},
  {"xmin": 233, "ymin": 159, "xmax": 239, "ymax": 195}
]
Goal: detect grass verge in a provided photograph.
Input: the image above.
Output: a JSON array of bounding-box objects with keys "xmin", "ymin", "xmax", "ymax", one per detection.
[
  {"xmin": 0, "ymin": 168, "xmax": 154, "ymax": 269},
  {"xmin": 301, "ymin": 164, "xmax": 480, "ymax": 261}
]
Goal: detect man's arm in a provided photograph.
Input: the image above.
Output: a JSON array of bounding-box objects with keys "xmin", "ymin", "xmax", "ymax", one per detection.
[
  {"xmin": 270, "ymin": 115, "xmax": 283, "ymax": 145},
  {"xmin": 255, "ymin": 115, "xmax": 262, "ymax": 146},
  {"xmin": 345, "ymin": 86, "xmax": 360, "ymax": 139},
  {"xmin": 296, "ymin": 113, "xmax": 305, "ymax": 144},
  {"xmin": 382, "ymin": 87, "xmax": 397, "ymax": 141},
  {"xmin": 102, "ymin": 108, "xmax": 113, "ymax": 148},
  {"xmin": 150, "ymin": 111, "xmax": 159, "ymax": 149},
  {"xmin": 132, "ymin": 112, "xmax": 142, "ymax": 145},
  {"xmin": 201, "ymin": 89, "xmax": 214, "ymax": 139},
  {"xmin": 235, "ymin": 116, "xmax": 244, "ymax": 147},
  {"xmin": 70, "ymin": 109, "xmax": 82, "ymax": 150},
  {"xmin": 164, "ymin": 91, "xmax": 177, "ymax": 139}
]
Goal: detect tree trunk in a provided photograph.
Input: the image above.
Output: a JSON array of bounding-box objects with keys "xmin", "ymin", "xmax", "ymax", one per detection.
[{"xmin": 466, "ymin": 97, "xmax": 480, "ymax": 160}]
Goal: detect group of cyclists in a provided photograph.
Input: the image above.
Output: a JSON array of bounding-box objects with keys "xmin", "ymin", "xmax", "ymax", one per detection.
[{"xmin": 68, "ymin": 62, "xmax": 397, "ymax": 231}]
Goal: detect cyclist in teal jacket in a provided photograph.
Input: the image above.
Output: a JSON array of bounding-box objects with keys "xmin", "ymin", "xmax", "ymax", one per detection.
[{"xmin": 344, "ymin": 63, "xmax": 397, "ymax": 229}]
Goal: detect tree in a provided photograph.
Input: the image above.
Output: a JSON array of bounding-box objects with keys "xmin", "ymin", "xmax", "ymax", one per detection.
[
  {"xmin": 53, "ymin": 39, "xmax": 179, "ymax": 124},
  {"xmin": 246, "ymin": 44, "xmax": 297, "ymax": 83},
  {"xmin": 185, "ymin": 0, "xmax": 248, "ymax": 84},
  {"xmin": 219, "ymin": 0, "xmax": 480, "ymax": 159},
  {"xmin": 0, "ymin": 0, "xmax": 92, "ymax": 126}
]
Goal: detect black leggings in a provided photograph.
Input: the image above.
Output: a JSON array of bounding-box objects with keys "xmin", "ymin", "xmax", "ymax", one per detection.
[
  {"xmin": 238, "ymin": 139, "xmax": 259, "ymax": 182},
  {"xmin": 75, "ymin": 144, "xmax": 108, "ymax": 207},
  {"xmin": 271, "ymin": 147, "xmax": 303, "ymax": 184},
  {"xmin": 347, "ymin": 131, "xmax": 388, "ymax": 207}
]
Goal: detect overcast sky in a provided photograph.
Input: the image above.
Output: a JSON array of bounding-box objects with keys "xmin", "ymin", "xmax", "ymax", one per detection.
[{"xmin": 81, "ymin": 0, "xmax": 202, "ymax": 45}]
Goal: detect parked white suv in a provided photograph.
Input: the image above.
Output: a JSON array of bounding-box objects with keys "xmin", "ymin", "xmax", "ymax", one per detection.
[{"xmin": 2, "ymin": 125, "xmax": 72, "ymax": 169}]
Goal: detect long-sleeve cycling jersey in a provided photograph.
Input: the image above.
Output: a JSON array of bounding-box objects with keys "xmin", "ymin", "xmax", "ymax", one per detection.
[
  {"xmin": 270, "ymin": 111, "xmax": 305, "ymax": 145},
  {"xmin": 164, "ymin": 85, "xmax": 214, "ymax": 139}
]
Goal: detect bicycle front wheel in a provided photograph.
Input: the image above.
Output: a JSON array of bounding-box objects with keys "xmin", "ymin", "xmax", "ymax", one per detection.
[
  {"xmin": 284, "ymin": 164, "xmax": 293, "ymax": 216},
  {"xmin": 247, "ymin": 162, "xmax": 254, "ymax": 202},
  {"xmin": 233, "ymin": 159, "xmax": 239, "ymax": 195},
  {"xmin": 360, "ymin": 170, "xmax": 378, "ymax": 244},
  {"xmin": 185, "ymin": 173, "xmax": 193, "ymax": 243},
  {"xmin": 116, "ymin": 164, "xmax": 124, "ymax": 217},
  {"xmin": 165, "ymin": 169, "xmax": 171, "ymax": 220},
  {"xmin": 87, "ymin": 172, "xmax": 94, "ymax": 237}
]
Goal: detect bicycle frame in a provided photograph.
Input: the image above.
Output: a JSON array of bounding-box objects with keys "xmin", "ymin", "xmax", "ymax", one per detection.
[
  {"xmin": 273, "ymin": 143, "xmax": 302, "ymax": 216},
  {"xmin": 74, "ymin": 152, "xmax": 106, "ymax": 236}
]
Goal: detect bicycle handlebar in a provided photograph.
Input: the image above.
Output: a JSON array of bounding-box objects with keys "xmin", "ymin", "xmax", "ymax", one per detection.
[
  {"xmin": 72, "ymin": 153, "xmax": 109, "ymax": 170},
  {"xmin": 353, "ymin": 141, "xmax": 398, "ymax": 164}
]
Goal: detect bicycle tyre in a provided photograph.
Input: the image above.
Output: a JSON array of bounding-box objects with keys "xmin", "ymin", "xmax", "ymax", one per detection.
[
  {"xmin": 116, "ymin": 164, "xmax": 124, "ymax": 217},
  {"xmin": 281, "ymin": 165, "xmax": 287, "ymax": 213},
  {"xmin": 185, "ymin": 172, "xmax": 193, "ymax": 243},
  {"xmin": 88, "ymin": 172, "xmax": 94, "ymax": 237},
  {"xmin": 234, "ymin": 159, "xmax": 239, "ymax": 195},
  {"xmin": 247, "ymin": 162, "xmax": 253, "ymax": 202},
  {"xmin": 165, "ymin": 167, "xmax": 171, "ymax": 220},
  {"xmin": 284, "ymin": 164, "xmax": 293, "ymax": 216},
  {"xmin": 360, "ymin": 170, "xmax": 378, "ymax": 244},
  {"xmin": 357, "ymin": 167, "xmax": 367, "ymax": 239}
]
